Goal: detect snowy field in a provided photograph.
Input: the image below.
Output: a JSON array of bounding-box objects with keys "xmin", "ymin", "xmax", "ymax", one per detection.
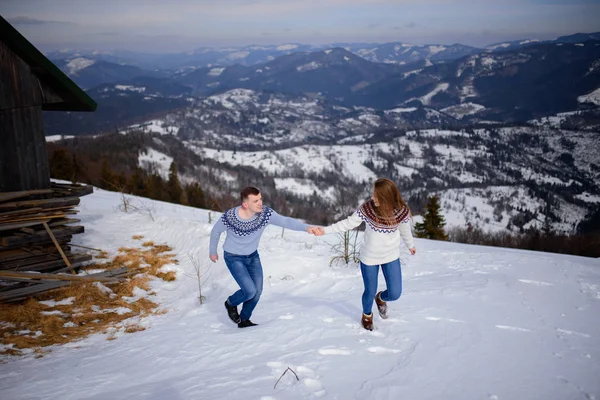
[{"xmin": 1, "ymin": 188, "xmax": 599, "ymax": 400}]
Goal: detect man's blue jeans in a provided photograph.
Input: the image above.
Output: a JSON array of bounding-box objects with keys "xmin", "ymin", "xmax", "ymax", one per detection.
[
  {"xmin": 360, "ymin": 258, "xmax": 402, "ymax": 315},
  {"xmin": 224, "ymin": 250, "xmax": 263, "ymax": 321}
]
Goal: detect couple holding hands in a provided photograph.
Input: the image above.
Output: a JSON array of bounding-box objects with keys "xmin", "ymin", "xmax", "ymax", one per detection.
[{"xmin": 209, "ymin": 178, "xmax": 416, "ymax": 331}]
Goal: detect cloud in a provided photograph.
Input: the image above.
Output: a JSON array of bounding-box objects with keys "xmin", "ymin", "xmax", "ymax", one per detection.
[
  {"xmin": 393, "ymin": 22, "xmax": 421, "ymax": 30},
  {"xmin": 7, "ymin": 16, "xmax": 75, "ymax": 25}
]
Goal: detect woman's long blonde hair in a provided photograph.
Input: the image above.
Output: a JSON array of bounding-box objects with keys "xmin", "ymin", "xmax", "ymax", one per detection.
[{"xmin": 373, "ymin": 178, "xmax": 410, "ymax": 221}]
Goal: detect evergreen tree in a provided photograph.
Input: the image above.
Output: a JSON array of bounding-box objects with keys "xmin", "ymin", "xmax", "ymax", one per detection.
[
  {"xmin": 100, "ymin": 160, "xmax": 115, "ymax": 188},
  {"xmin": 128, "ymin": 167, "xmax": 147, "ymax": 197},
  {"xmin": 49, "ymin": 149, "xmax": 73, "ymax": 181},
  {"xmin": 185, "ymin": 182, "xmax": 206, "ymax": 208},
  {"xmin": 414, "ymin": 195, "xmax": 448, "ymax": 240},
  {"xmin": 167, "ymin": 162, "xmax": 184, "ymax": 204}
]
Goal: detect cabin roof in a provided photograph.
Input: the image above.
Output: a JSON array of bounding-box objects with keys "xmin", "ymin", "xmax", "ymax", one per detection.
[{"xmin": 0, "ymin": 16, "xmax": 97, "ymax": 112}]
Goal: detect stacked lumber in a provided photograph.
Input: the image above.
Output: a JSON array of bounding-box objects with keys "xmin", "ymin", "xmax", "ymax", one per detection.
[{"xmin": 0, "ymin": 182, "xmax": 103, "ymax": 302}]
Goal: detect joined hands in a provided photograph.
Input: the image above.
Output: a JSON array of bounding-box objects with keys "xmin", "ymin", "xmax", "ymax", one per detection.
[{"xmin": 306, "ymin": 226, "xmax": 325, "ymax": 236}]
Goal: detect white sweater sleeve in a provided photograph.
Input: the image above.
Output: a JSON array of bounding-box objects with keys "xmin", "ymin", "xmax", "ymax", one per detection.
[
  {"xmin": 323, "ymin": 212, "xmax": 363, "ymax": 234},
  {"xmin": 398, "ymin": 220, "xmax": 415, "ymax": 249}
]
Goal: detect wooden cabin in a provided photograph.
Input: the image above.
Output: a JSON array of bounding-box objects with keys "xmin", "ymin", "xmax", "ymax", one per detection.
[
  {"xmin": 0, "ymin": 15, "xmax": 97, "ymax": 192},
  {"xmin": 0, "ymin": 16, "xmax": 99, "ymax": 301}
]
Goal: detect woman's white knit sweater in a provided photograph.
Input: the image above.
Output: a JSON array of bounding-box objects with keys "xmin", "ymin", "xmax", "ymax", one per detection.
[{"xmin": 323, "ymin": 203, "xmax": 415, "ymax": 266}]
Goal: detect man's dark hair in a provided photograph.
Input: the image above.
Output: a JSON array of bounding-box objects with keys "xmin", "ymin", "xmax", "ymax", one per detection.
[{"xmin": 240, "ymin": 186, "xmax": 260, "ymax": 202}]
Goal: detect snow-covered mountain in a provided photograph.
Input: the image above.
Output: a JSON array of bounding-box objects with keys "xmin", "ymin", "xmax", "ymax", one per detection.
[
  {"xmin": 47, "ymin": 42, "xmax": 480, "ymax": 71},
  {"xmin": 485, "ymin": 31, "xmax": 600, "ymax": 52},
  {"xmin": 133, "ymin": 89, "xmax": 457, "ymax": 149},
  {"xmin": 44, "ymin": 40, "xmax": 600, "ymax": 136},
  {"xmin": 2, "ymin": 187, "xmax": 599, "ymax": 399},
  {"xmin": 351, "ymin": 41, "xmax": 600, "ymax": 120},
  {"xmin": 59, "ymin": 93, "xmax": 596, "ymax": 236},
  {"xmin": 51, "ymin": 58, "xmax": 166, "ymax": 90}
]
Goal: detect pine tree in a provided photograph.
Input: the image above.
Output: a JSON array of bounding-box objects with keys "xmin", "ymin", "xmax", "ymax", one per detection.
[
  {"xmin": 185, "ymin": 182, "xmax": 206, "ymax": 208},
  {"xmin": 167, "ymin": 162, "xmax": 184, "ymax": 204},
  {"xmin": 49, "ymin": 149, "xmax": 73, "ymax": 181},
  {"xmin": 414, "ymin": 195, "xmax": 448, "ymax": 240}
]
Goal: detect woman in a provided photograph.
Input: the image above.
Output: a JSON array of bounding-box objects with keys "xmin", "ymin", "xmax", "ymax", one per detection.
[{"xmin": 319, "ymin": 178, "xmax": 416, "ymax": 331}]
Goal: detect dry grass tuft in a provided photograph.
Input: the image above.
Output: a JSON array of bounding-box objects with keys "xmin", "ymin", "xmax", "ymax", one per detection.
[
  {"xmin": 141, "ymin": 241, "xmax": 155, "ymax": 247},
  {"xmin": 0, "ymin": 241, "xmax": 177, "ymax": 357},
  {"xmin": 157, "ymin": 271, "xmax": 177, "ymax": 282},
  {"xmin": 132, "ymin": 235, "xmax": 144, "ymax": 240}
]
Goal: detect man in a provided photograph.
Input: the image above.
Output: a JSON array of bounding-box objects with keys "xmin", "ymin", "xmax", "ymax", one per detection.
[{"xmin": 209, "ymin": 186, "xmax": 320, "ymax": 328}]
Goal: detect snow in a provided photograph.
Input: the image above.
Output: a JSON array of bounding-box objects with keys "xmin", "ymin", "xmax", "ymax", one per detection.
[
  {"xmin": 226, "ymin": 51, "xmax": 250, "ymax": 60},
  {"xmin": 419, "ymin": 83, "xmax": 449, "ymax": 105},
  {"xmin": 441, "ymin": 103, "xmax": 486, "ymax": 119},
  {"xmin": 45, "ymin": 135, "xmax": 74, "ymax": 142},
  {"xmin": 115, "ymin": 85, "xmax": 146, "ymax": 93},
  {"xmin": 427, "ymin": 45, "xmax": 446, "ymax": 55},
  {"xmin": 578, "ymin": 87, "xmax": 600, "ymax": 105},
  {"xmin": 276, "ymin": 44, "xmax": 298, "ymax": 51},
  {"xmin": 480, "ymin": 56, "xmax": 496, "ymax": 66},
  {"xmin": 124, "ymin": 120, "xmax": 179, "ymax": 136},
  {"xmin": 138, "ymin": 148, "xmax": 173, "ymax": 180},
  {"xmin": 66, "ymin": 57, "xmax": 95, "ymax": 75},
  {"xmin": 487, "ymin": 43, "xmax": 510, "ymax": 50},
  {"xmin": 274, "ymin": 178, "xmax": 336, "ymax": 203},
  {"xmin": 324, "ymin": 49, "xmax": 332, "ymax": 54},
  {"xmin": 297, "ymin": 62, "xmax": 321, "ymax": 72},
  {"xmin": 385, "ymin": 107, "xmax": 417, "ymax": 114},
  {"xmin": 208, "ymin": 68, "xmax": 225, "ymax": 76},
  {"xmin": 575, "ymin": 192, "xmax": 600, "ymax": 203},
  {"xmin": 1, "ymin": 188, "xmax": 599, "ymax": 400}
]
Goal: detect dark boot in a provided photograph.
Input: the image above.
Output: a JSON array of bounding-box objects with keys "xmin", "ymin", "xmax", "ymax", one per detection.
[
  {"xmin": 375, "ymin": 291, "xmax": 388, "ymax": 319},
  {"xmin": 361, "ymin": 313, "xmax": 374, "ymax": 331},
  {"xmin": 224, "ymin": 300, "xmax": 241, "ymax": 324},
  {"xmin": 238, "ymin": 320, "xmax": 258, "ymax": 328}
]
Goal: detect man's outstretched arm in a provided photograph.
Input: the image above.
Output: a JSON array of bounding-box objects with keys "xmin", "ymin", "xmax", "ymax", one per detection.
[{"xmin": 209, "ymin": 218, "xmax": 226, "ymax": 262}]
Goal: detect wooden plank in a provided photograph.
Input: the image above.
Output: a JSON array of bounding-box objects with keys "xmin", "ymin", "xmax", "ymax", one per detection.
[
  {"xmin": 0, "ymin": 213, "xmax": 66, "ymax": 224},
  {"xmin": 0, "ymin": 190, "xmax": 53, "ymax": 203},
  {"xmin": 0, "ymin": 253, "xmax": 63, "ymax": 270},
  {"xmin": 13, "ymin": 254, "xmax": 91, "ymax": 272},
  {"xmin": 0, "ymin": 225, "xmax": 83, "ymax": 247},
  {"xmin": 42, "ymin": 222, "xmax": 71, "ymax": 269},
  {"xmin": 0, "ymin": 207, "xmax": 43, "ymax": 218},
  {"xmin": 0, "ymin": 268, "xmax": 129, "ymax": 303},
  {"xmin": 0, "ymin": 281, "xmax": 67, "ymax": 303},
  {"xmin": 0, "ymin": 270, "xmax": 118, "ymax": 282},
  {"xmin": 0, "ymin": 220, "xmax": 48, "ymax": 232},
  {"xmin": 48, "ymin": 218, "xmax": 80, "ymax": 227},
  {"xmin": 0, "ymin": 196, "xmax": 80, "ymax": 211},
  {"xmin": 50, "ymin": 183, "xmax": 93, "ymax": 197}
]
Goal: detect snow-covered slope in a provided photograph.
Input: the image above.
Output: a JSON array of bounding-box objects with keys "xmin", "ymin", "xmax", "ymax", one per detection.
[{"xmin": 1, "ymin": 188, "xmax": 599, "ymax": 399}]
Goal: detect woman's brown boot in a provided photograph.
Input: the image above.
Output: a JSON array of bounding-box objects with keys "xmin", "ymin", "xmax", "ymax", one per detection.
[
  {"xmin": 375, "ymin": 291, "xmax": 388, "ymax": 319},
  {"xmin": 361, "ymin": 313, "xmax": 374, "ymax": 331}
]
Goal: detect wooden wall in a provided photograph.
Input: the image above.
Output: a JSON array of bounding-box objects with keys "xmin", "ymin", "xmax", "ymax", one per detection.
[{"xmin": 0, "ymin": 41, "xmax": 62, "ymax": 192}]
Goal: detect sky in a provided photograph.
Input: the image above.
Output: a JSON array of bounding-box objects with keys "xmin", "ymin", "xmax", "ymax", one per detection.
[
  {"xmin": 1, "ymin": 185, "xmax": 599, "ymax": 399},
  {"xmin": 1, "ymin": 0, "xmax": 600, "ymax": 53}
]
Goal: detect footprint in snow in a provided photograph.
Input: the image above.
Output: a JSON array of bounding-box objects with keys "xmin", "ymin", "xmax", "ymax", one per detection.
[
  {"xmin": 367, "ymin": 346, "xmax": 401, "ymax": 354},
  {"xmin": 495, "ymin": 325, "xmax": 531, "ymax": 332},
  {"xmin": 414, "ymin": 271, "xmax": 434, "ymax": 276},
  {"xmin": 278, "ymin": 314, "xmax": 294, "ymax": 320},
  {"xmin": 556, "ymin": 328, "xmax": 591, "ymax": 338},
  {"xmin": 518, "ymin": 279, "xmax": 554, "ymax": 287},
  {"xmin": 425, "ymin": 316, "xmax": 465, "ymax": 323},
  {"xmin": 318, "ymin": 347, "xmax": 354, "ymax": 355}
]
